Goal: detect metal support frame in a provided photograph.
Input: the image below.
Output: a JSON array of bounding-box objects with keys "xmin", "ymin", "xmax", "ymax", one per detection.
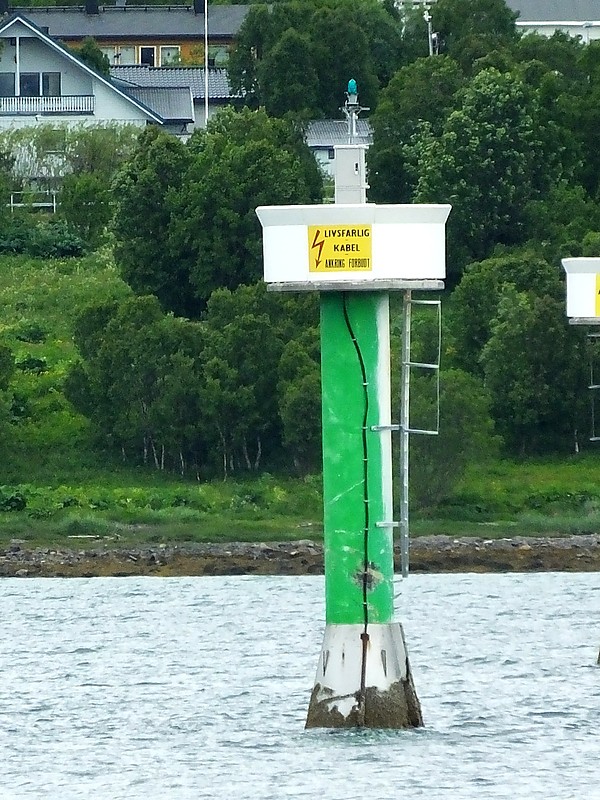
[
  {"xmin": 588, "ymin": 330, "xmax": 600, "ymax": 441},
  {"xmin": 398, "ymin": 294, "xmax": 442, "ymax": 578},
  {"xmin": 399, "ymin": 291, "xmax": 412, "ymax": 578}
]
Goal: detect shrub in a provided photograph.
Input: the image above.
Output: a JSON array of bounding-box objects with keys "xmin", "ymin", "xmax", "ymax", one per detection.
[
  {"xmin": 0, "ymin": 214, "xmax": 31, "ymax": 253},
  {"xmin": 0, "ymin": 486, "xmax": 26, "ymax": 511},
  {"xmin": 0, "ymin": 216, "xmax": 86, "ymax": 258},
  {"xmin": 57, "ymin": 515, "xmax": 114, "ymax": 537},
  {"xmin": 16, "ymin": 356, "xmax": 47, "ymax": 374},
  {"xmin": 26, "ymin": 219, "xmax": 86, "ymax": 258},
  {"xmin": 13, "ymin": 319, "xmax": 48, "ymax": 344}
]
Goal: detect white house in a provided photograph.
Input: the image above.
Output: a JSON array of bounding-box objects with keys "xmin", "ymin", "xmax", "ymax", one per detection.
[
  {"xmin": 305, "ymin": 119, "xmax": 372, "ymax": 178},
  {"xmin": 0, "ymin": 12, "xmax": 168, "ymax": 129},
  {"xmin": 505, "ymin": 0, "xmax": 600, "ymax": 42},
  {"xmin": 397, "ymin": 1, "xmax": 600, "ymax": 44}
]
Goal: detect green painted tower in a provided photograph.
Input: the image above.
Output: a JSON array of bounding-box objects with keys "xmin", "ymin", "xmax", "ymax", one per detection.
[{"xmin": 320, "ymin": 291, "xmax": 395, "ymax": 627}]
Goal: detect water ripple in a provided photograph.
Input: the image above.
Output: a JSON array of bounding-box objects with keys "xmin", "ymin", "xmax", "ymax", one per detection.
[{"xmin": 0, "ymin": 573, "xmax": 599, "ymax": 799}]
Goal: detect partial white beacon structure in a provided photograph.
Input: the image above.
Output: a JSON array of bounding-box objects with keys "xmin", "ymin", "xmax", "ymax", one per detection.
[
  {"xmin": 256, "ymin": 204, "xmax": 451, "ymax": 291},
  {"xmin": 562, "ymin": 257, "xmax": 600, "ymax": 323}
]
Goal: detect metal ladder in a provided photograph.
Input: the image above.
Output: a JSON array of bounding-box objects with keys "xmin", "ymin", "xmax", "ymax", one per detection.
[
  {"xmin": 588, "ymin": 331, "xmax": 600, "ymax": 441},
  {"xmin": 398, "ymin": 292, "xmax": 442, "ymax": 577}
]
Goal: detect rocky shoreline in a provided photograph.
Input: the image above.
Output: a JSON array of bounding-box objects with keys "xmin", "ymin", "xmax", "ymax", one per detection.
[{"xmin": 1, "ymin": 534, "xmax": 600, "ymax": 577}]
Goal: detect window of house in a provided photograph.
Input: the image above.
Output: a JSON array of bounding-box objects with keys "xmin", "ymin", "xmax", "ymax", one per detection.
[
  {"xmin": 160, "ymin": 46, "xmax": 180, "ymax": 66},
  {"xmin": 20, "ymin": 72, "xmax": 40, "ymax": 97},
  {"xmin": 0, "ymin": 72, "xmax": 15, "ymax": 97},
  {"xmin": 208, "ymin": 45, "xmax": 229, "ymax": 67},
  {"xmin": 117, "ymin": 46, "xmax": 136, "ymax": 65},
  {"xmin": 42, "ymin": 72, "xmax": 61, "ymax": 97},
  {"xmin": 328, "ymin": 149, "xmax": 335, "ymax": 160},
  {"xmin": 140, "ymin": 47, "xmax": 156, "ymax": 66}
]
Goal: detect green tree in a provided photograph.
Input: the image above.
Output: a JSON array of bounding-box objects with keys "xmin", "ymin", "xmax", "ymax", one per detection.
[
  {"xmin": 353, "ymin": 0, "xmax": 405, "ymax": 87},
  {"xmin": 510, "ymin": 34, "xmax": 586, "ymax": 193},
  {"xmin": 59, "ymin": 173, "xmax": 111, "ymax": 248},
  {"xmin": 228, "ymin": 0, "xmax": 402, "ymax": 116},
  {"xmin": 515, "ymin": 31, "xmax": 586, "ymax": 84},
  {"xmin": 277, "ymin": 328, "xmax": 321, "ymax": 474},
  {"xmin": 408, "ymin": 368, "xmax": 499, "ymax": 510},
  {"xmin": 447, "ymin": 251, "xmax": 563, "ymax": 375},
  {"xmin": 398, "ymin": 5, "xmax": 433, "ymax": 64},
  {"xmin": 112, "ymin": 126, "xmax": 194, "ymax": 316},
  {"xmin": 168, "ymin": 107, "xmax": 321, "ymax": 310},
  {"xmin": 258, "ymin": 29, "xmax": 319, "ymax": 117},
  {"xmin": 582, "ymin": 231, "xmax": 600, "ymax": 256},
  {"xmin": 480, "ymin": 287, "xmax": 587, "ymax": 455},
  {"xmin": 228, "ymin": 4, "xmax": 274, "ymax": 101},
  {"xmin": 308, "ymin": 6, "xmax": 380, "ymax": 116},
  {"xmin": 66, "ymin": 295, "xmax": 209, "ymax": 471},
  {"xmin": 412, "ymin": 68, "xmax": 564, "ymax": 278},
  {"xmin": 367, "ymin": 56, "xmax": 464, "ymax": 203},
  {"xmin": 64, "ymin": 125, "xmax": 139, "ymax": 177},
  {"xmin": 564, "ymin": 41, "xmax": 600, "ymax": 196},
  {"xmin": 75, "ymin": 38, "xmax": 111, "ymax": 77},
  {"xmin": 202, "ymin": 282, "xmax": 319, "ymax": 474},
  {"xmin": 431, "ymin": 0, "xmax": 518, "ymax": 72},
  {"xmin": 203, "ymin": 310, "xmax": 284, "ymax": 473},
  {"xmin": 72, "ymin": 36, "xmax": 110, "ymax": 78},
  {"xmin": 113, "ymin": 109, "xmax": 320, "ymax": 316},
  {"xmin": 522, "ymin": 181, "xmax": 600, "ymax": 263}
]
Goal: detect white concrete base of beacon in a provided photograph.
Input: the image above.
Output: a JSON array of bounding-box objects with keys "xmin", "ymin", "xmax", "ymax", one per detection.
[{"xmin": 305, "ymin": 622, "xmax": 423, "ymax": 729}]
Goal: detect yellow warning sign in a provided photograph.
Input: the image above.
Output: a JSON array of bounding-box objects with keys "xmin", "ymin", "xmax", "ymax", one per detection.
[{"xmin": 308, "ymin": 225, "xmax": 372, "ymax": 272}]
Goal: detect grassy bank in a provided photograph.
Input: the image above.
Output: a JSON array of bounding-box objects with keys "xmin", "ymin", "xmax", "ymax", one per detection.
[
  {"xmin": 1, "ymin": 252, "xmax": 600, "ymax": 552},
  {"xmin": 2, "ymin": 455, "xmax": 600, "ymax": 552}
]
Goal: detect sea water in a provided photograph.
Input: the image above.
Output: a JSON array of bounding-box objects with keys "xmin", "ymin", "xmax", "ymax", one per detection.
[{"xmin": 1, "ymin": 573, "xmax": 598, "ymax": 800}]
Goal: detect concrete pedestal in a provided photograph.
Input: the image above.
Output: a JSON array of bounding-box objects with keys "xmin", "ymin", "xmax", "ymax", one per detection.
[{"xmin": 305, "ymin": 623, "xmax": 423, "ymax": 729}]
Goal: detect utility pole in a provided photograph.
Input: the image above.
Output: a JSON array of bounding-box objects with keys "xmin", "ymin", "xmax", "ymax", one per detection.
[
  {"xmin": 204, "ymin": 0, "xmax": 209, "ymax": 126},
  {"xmin": 423, "ymin": 9, "xmax": 439, "ymax": 56},
  {"xmin": 423, "ymin": 9, "xmax": 433, "ymax": 56}
]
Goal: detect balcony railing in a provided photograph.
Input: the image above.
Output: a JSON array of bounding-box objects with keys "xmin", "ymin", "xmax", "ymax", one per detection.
[
  {"xmin": 0, "ymin": 96, "xmax": 95, "ymax": 115},
  {"xmin": 10, "ymin": 192, "xmax": 57, "ymax": 213}
]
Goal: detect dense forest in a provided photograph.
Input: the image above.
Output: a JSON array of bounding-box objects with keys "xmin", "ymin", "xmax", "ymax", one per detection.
[{"xmin": 1, "ymin": 0, "xmax": 600, "ymax": 514}]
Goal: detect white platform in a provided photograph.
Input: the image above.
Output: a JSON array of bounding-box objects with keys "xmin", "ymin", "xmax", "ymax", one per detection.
[{"xmin": 257, "ymin": 204, "xmax": 451, "ymax": 286}]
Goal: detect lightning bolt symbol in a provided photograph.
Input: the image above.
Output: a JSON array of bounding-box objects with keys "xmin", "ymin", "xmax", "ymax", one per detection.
[{"xmin": 311, "ymin": 229, "xmax": 325, "ymax": 268}]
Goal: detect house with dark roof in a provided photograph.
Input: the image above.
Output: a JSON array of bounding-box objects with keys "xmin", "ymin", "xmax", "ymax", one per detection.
[
  {"xmin": 117, "ymin": 84, "xmax": 194, "ymax": 134},
  {"xmin": 6, "ymin": 2, "xmax": 250, "ymax": 67},
  {"xmin": 111, "ymin": 63, "xmax": 237, "ymax": 128},
  {"xmin": 0, "ymin": 12, "xmax": 178, "ymax": 129}
]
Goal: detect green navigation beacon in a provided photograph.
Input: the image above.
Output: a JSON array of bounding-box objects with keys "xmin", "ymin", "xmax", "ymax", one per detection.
[{"xmin": 256, "ymin": 84, "xmax": 451, "ymax": 728}]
